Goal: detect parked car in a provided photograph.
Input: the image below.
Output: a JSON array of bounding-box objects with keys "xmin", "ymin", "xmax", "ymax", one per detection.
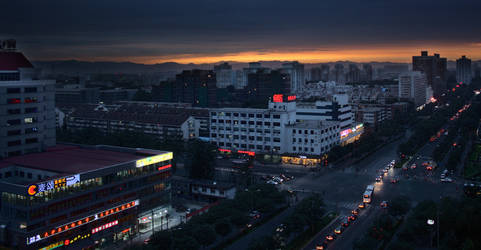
[
  {"xmin": 352, "ymin": 208, "xmax": 359, "ymax": 215},
  {"xmin": 358, "ymin": 203, "xmax": 365, "ymax": 209},
  {"xmin": 316, "ymin": 242, "xmax": 327, "ymax": 250},
  {"xmin": 410, "ymin": 164, "xmax": 417, "ymax": 169},
  {"xmin": 325, "ymin": 234, "xmax": 335, "ymax": 241},
  {"xmin": 341, "ymin": 217, "xmax": 350, "ymax": 227},
  {"xmin": 334, "ymin": 226, "xmax": 342, "ymax": 234}
]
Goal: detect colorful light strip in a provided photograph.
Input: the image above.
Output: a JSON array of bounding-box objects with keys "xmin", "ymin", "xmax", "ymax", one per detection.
[
  {"xmin": 157, "ymin": 164, "xmax": 172, "ymax": 171},
  {"xmin": 136, "ymin": 152, "xmax": 173, "ymax": 168},
  {"xmin": 92, "ymin": 220, "xmax": 118, "ymax": 234},
  {"xmin": 26, "ymin": 200, "xmax": 139, "ymax": 245}
]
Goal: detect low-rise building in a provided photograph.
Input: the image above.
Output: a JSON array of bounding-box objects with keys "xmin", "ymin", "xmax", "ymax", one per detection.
[{"xmin": 0, "ymin": 144, "xmax": 173, "ymax": 249}]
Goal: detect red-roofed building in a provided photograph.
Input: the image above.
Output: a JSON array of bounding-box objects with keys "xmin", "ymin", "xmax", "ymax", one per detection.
[
  {"xmin": 0, "ymin": 40, "xmax": 56, "ymax": 158},
  {"xmin": 0, "ymin": 144, "xmax": 173, "ymax": 249}
]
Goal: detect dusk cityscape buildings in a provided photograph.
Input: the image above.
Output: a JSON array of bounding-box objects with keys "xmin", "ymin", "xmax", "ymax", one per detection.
[{"xmin": 0, "ymin": 0, "xmax": 481, "ymax": 249}]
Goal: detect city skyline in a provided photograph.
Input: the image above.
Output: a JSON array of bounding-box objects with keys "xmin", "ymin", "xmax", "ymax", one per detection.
[{"xmin": 2, "ymin": 0, "xmax": 481, "ymax": 64}]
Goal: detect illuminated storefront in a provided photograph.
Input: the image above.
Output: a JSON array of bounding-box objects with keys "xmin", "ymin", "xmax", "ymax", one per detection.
[
  {"xmin": 340, "ymin": 123, "xmax": 364, "ymax": 145},
  {"xmin": 138, "ymin": 206, "xmax": 171, "ymax": 233},
  {"xmin": 0, "ymin": 144, "xmax": 173, "ymax": 249},
  {"xmin": 281, "ymin": 154, "xmax": 327, "ymax": 166}
]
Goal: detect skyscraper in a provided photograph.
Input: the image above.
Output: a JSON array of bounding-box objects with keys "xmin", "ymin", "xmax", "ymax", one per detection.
[
  {"xmin": 362, "ymin": 64, "xmax": 373, "ymax": 81},
  {"xmin": 333, "ymin": 64, "xmax": 345, "ymax": 84},
  {"xmin": 281, "ymin": 61, "xmax": 304, "ymax": 93},
  {"xmin": 398, "ymin": 71, "xmax": 431, "ymax": 108},
  {"xmin": 174, "ymin": 69, "xmax": 217, "ymax": 107},
  {"xmin": 320, "ymin": 65, "xmax": 330, "ymax": 82},
  {"xmin": 310, "ymin": 67, "xmax": 322, "ymax": 82},
  {"xmin": 456, "ymin": 55, "xmax": 472, "ymax": 84},
  {"xmin": 0, "ymin": 39, "xmax": 56, "ymax": 158},
  {"xmin": 346, "ymin": 64, "xmax": 361, "ymax": 83},
  {"xmin": 412, "ymin": 51, "xmax": 447, "ymax": 96},
  {"xmin": 214, "ymin": 62, "xmax": 234, "ymax": 88}
]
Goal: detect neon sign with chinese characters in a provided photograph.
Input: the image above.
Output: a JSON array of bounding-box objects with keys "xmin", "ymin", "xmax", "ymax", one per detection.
[
  {"xmin": 237, "ymin": 150, "xmax": 255, "ymax": 156},
  {"xmin": 26, "ymin": 200, "xmax": 139, "ymax": 245},
  {"xmin": 136, "ymin": 152, "xmax": 173, "ymax": 168},
  {"xmin": 92, "ymin": 220, "xmax": 118, "ymax": 234},
  {"xmin": 27, "ymin": 174, "xmax": 80, "ymax": 196},
  {"xmin": 273, "ymin": 94, "xmax": 283, "ymax": 102},
  {"xmin": 287, "ymin": 95, "xmax": 296, "ymax": 101}
]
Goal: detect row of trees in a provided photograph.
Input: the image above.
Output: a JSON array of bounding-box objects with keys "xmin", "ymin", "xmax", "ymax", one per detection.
[
  {"xmin": 388, "ymin": 197, "xmax": 481, "ymax": 250},
  {"xmin": 248, "ymin": 195, "xmax": 325, "ymax": 250},
  {"xmin": 354, "ymin": 196, "xmax": 412, "ymax": 250},
  {"xmin": 131, "ymin": 184, "xmax": 287, "ymax": 250}
]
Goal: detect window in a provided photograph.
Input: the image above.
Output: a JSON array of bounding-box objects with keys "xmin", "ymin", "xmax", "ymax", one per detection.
[
  {"xmin": 292, "ymin": 138, "xmax": 296, "ymax": 142},
  {"xmin": 26, "ymin": 138, "xmax": 38, "ymax": 144},
  {"xmin": 293, "ymin": 147, "xmax": 296, "ymax": 151},
  {"xmin": 274, "ymin": 138, "xmax": 281, "ymax": 142},
  {"xmin": 25, "ymin": 87, "xmax": 37, "ymax": 93},
  {"xmin": 27, "ymin": 173, "xmax": 32, "ymax": 179},
  {"xmin": 8, "ymin": 109, "xmax": 21, "ymax": 114},
  {"xmin": 273, "ymin": 115, "xmax": 280, "ymax": 119},
  {"xmin": 7, "ymin": 88, "xmax": 20, "ymax": 94},
  {"xmin": 248, "ymin": 114, "xmax": 254, "ymax": 118},
  {"xmin": 211, "ymin": 112, "xmax": 216, "ymax": 116},
  {"xmin": 256, "ymin": 145, "xmax": 262, "ymax": 150},
  {"xmin": 7, "ymin": 140, "xmax": 21, "ymax": 146},
  {"xmin": 7, "ymin": 119, "xmax": 21, "ymax": 126},
  {"xmin": 264, "ymin": 114, "xmax": 270, "ymax": 118},
  {"xmin": 24, "ymin": 97, "xmax": 38, "ymax": 103},
  {"xmin": 241, "ymin": 121, "xmax": 247, "ymax": 124},
  {"xmin": 24, "ymin": 117, "xmax": 37, "ymax": 124},
  {"xmin": 7, "ymin": 98, "xmax": 21, "ymax": 104},
  {"xmin": 256, "ymin": 121, "xmax": 262, "ymax": 126},
  {"xmin": 264, "ymin": 122, "xmax": 271, "ymax": 126},
  {"xmin": 256, "ymin": 114, "xmax": 262, "ymax": 118},
  {"xmin": 226, "ymin": 112, "xmax": 231, "ymax": 117},
  {"xmin": 264, "ymin": 137, "xmax": 270, "ymax": 142},
  {"xmin": 20, "ymin": 171, "xmax": 25, "ymax": 177},
  {"xmin": 256, "ymin": 137, "xmax": 263, "ymax": 141},
  {"xmin": 202, "ymin": 187, "xmax": 207, "ymax": 192},
  {"xmin": 25, "ymin": 107, "xmax": 38, "ymax": 113},
  {"xmin": 7, "ymin": 130, "xmax": 21, "ymax": 136},
  {"xmin": 311, "ymin": 130, "xmax": 314, "ymax": 134},
  {"xmin": 241, "ymin": 113, "xmax": 246, "ymax": 117},
  {"xmin": 233, "ymin": 113, "xmax": 239, "ymax": 117},
  {"xmin": 293, "ymin": 130, "xmax": 296, "ymax": 134},
  {"xmin": 249, "ymin": 121, "xmax": 254, "ymax": 125},
  {"xmin": 241, "ymin": 135, "xmax": 246, "ymax": 139},
  {"xmin": 211, "ymin": 119, "xmax": 217, "ymax": 123},
  {"xmin": 273, "ymin": 122, "xmax": 280, "ymax": 127}
]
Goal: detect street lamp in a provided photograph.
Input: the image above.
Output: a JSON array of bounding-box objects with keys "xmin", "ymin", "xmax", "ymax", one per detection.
[
  {"xmin": 427, "ymin": 219, "xmax": 435, "ymax": 225},
  {"xmin": 427, "ymin": 219, "xmax": 435, "ymax": 247}
]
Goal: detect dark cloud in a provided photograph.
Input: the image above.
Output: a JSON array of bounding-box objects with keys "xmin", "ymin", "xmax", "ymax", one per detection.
[{"xmin": 2, "ymin": 0, "xmax": 480, "ymax": 61}]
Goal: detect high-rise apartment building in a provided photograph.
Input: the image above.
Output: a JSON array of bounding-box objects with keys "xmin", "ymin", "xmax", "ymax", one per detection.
[
  {"xmin": 333, "ymin": 64, "xmax": 345, "ymax": 84},
  {"xmin": 362, "ymin": 64, "xmax": 373, "ymax": 81},
  {"xmin": 174, "ymin": 70, "xmax": 217, "ymax": 107},
  {"xmin": 346, "ymin": 64, "xmax": 361, "ymax": 83},
  {"xmin": 412, "ymin": 51, "xmax": 447, "ymax": 96},
  {"xmin": 281, "ymin": 61, "xmax": 304, "ymax": 93},
  {"xmin": 0, "ymin": 40, "xmax": 55, "ymax": 158},
  {"xmin": 310, "ymin": 67, "xmax": 322, "ymax": 82},
  {"xmin": 320, "ymin": 65, "xmax": 330, "ymax": 82},
  {"xmin": 398, "ymin": 71, "xmax": 431, "ymax": 108},
  {"xmin": 456, "ymin": 55, "xmax": 472, "ymax": 84},
  {"xmin": 246, "ymin": 69, "xmax": 291, "ymax": 104},
  {"xmin": 214, "ymin": 62, "xmax": 235, "ymax": 88}
]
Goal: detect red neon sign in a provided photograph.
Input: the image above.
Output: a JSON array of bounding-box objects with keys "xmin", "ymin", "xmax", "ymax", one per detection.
[
  {"xmin": 92, "ymin": 220, "xmax": 118, "ymax": 234},
  {"xmin": 158, "ymin": 164, "xmax": 172, "ymax": 171},
  {"xmin": 27, "ymin": 200, "xmax": 139, "ymax": 245},
  {"xmin": 219, "ymin": 148, "xmax": 231, "ymax": 153},
  {"xmin": 273, "ymin": 94, "xmax": 283, "ymax": 103},
  {"xmin": 237, "ymin": 150, "xmax": 255, "ymax": 156},
  {"xmin": 287, "ymin": 95, "xmax": 296, "ymax": 101}
]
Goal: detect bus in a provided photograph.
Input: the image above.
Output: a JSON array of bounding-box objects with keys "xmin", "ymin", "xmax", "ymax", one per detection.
[{"xmin": 363, "ymin": 185, "xmax": 375, "ymax": 203}]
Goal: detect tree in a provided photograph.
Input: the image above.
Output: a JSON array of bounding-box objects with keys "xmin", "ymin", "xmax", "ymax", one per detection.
[
  {"xmin": 173, "ymin": 236, "xmax": 199, "ymax": 250},
  {"xmin": 150, "ymin": 230, "xmax": 173, "ymax": 249},
  {"xmin": 248, "ymin": 235, "xmax": 277, "ymax": 250},
  {"xmin": 193, "ymin": 224, "xmax": 217, "ymax": 248},
  {"xmin": 214, "ymin": 218, "xmax": 232, "ymax": 237},
  {"xmin": 185, "ymin": 140, "xmax": 216, "ymax": 179},
  {"xmin": 388, "ymin": 195, "xmax": 411, "ymax": 216}
]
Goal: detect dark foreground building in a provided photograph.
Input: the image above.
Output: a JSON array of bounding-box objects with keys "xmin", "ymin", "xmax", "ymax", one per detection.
[{"xmin": 0, "ymin": 144, "xmax": 173, "ymax": 249}]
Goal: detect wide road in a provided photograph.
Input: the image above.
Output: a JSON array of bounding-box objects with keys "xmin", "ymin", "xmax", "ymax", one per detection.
[{"xmin": 295, "ymin": 132, "xmax": 461, "ymax": 250}]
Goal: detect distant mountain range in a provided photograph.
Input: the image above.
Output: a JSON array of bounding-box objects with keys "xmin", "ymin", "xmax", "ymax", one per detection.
[{"xmin": 33, "ymin": 59, "xmax": 478, "ymax": 75}]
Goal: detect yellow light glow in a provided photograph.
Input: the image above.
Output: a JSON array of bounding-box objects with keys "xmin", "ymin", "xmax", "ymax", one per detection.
[{"xmin": 136, "ymin": 152, "xmax": 173, "ymax": 168}]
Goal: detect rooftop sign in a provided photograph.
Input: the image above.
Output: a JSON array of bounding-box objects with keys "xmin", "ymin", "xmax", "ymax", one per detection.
[{"xmin": 136, "ymin": 152, "xmax": 173, "ymax": 168}]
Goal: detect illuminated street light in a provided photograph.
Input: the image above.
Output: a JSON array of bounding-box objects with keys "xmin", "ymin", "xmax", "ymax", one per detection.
[{"xmin": 427, "ymin": 219, "xmax": 435, "ymax": 225}]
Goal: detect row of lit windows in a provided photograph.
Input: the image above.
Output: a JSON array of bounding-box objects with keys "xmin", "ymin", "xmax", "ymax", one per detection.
[
  {"xmin": 211, "ymin": 112, "xmax": 281, "ymax": 119},
  {"xmin": 216, "ymin": 142, "xmax": 280, "ymax": 151},
  {"xmin": 212, "ymin": 119, "xmax": 281, "ymax": 127}
]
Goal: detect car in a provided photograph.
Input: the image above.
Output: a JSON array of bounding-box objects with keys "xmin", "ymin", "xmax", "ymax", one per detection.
[
  {"xmin": 316, "ymin": 242, "xmax": 327, "ymax": 250},
  {"xmin": 267, "ymin": 180, "xmax": 278, "ymax": 185},
  {"xmin": 391, "ymin": 178, "xmax": 398, "ymax": 184},
  {"xmin": 358, "ymin": 203, "xmax": 365, "ymax": 209},
  {"xmin": 380, "ymin": 201, "xmax": 388, "ymax": 208},
  {"xmin": 334, "ymin": 226, "xmax": 342, "ymax": 234},
  {"xmin": 410, "ymin": 164, "xmax": 417, "ymax": 169},
  {"xmin": 249, "ymin": 211, "xmax": 260, "ymax": 219},
  {"xmin": 376, "ymin": 176, "xmax": 381, "ymax": 182},
  {"xmin": 348, "ymin": 215, "xmax": 357, "ymax": 222},
  {"xmin": 383, "ymin": 169, "xmax": 388, "ymax": 173},
  {"xmin": 440, "ymin": 173, "xmax": 446, "ymax": 179},
  {"xmin": 341, "ymin": 217, "xmax": 350, "ymax": 227},
  {"xmin": 276, "ymin": 224, "xmax": 286, "ymax": 232},
  {"xmin": 352, "ymin": 209, "xmax": 359, "ymax": 215},
  {"xmin": 143, "ymin": 237, "xmax": 151, "ymax": 245},
  {"xmin": 246, "ymin": 223, "xmax": 252, "ymax": 228},
  {"xmin": 426, "ymin": 166, "xmax": 433, "ymax": 171},
  {"xmin": 326, "ymin": 234, "xmax": 335, "ymax": 241},
  {"xmin": 441, "ymin": 177, "xmax": 453, "ymax": 183}
]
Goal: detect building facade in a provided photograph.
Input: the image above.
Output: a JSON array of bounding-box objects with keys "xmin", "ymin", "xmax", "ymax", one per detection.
[
  {"xmin": 456, "ymin": 55, "xmax": 472, "ymax": 85},
  {"xmin": 280, "ymin": 61, "xmax": 305, "ymax": 93},
  {"xmin": 412, "ymin": 51, "xmax": 447, "ymax": 96},
  {"xmin": 0, "ymin": 144, "xmax": 173, "ymax": 249},
  {"xmin": 398, "ymin": 71, "xmax": 431, "ymax": 108},
  {"xmin": 0, "ymin": 44, "xmax": 56, "ymax": 158},
  {"xmin": 296, "ymin": 94, "xmax": 354, "ymax": 130}
]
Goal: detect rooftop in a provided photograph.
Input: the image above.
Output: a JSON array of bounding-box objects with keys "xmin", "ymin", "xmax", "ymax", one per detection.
[
  {"xmin": 0, "ymin": 51, "xmax": 33, "ymax": 71},
  {"xmin": 0, "ymin": 144, "xmax": 166, "ymax": 174}
]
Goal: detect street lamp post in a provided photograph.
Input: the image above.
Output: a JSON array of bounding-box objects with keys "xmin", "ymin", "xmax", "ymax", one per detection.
[{"xmin": 427, "ymin": 219, "xmax": 435, "ymax": 248}]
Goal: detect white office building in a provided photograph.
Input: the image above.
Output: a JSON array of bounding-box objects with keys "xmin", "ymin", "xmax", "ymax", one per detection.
[
  {"xmin": 210, "ymin": 95, "xmax": 342, "ymax": 156},
  {"xmin": 398, "ymin": 71, "xmax": 431, "ymax": 108},
  {"xmin": 0, "ymin": 40, "xmax": 56, "ymax": 158},
  {"xmin": 295, "ymin": 94, "xmax": 354, "ymax": 130}
]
